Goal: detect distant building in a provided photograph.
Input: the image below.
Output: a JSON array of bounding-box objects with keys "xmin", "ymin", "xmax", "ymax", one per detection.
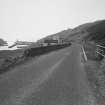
[
  {"xmin": 36, "ymin": 35, "xmax": 69, "ymax": 47},
  {"xmin": 44, "ymin": 39, "xmax": 58, "ymax": 46},
  {"xmin": 43, "ymin": 36, "xmax": 61, "ymax": 46}
]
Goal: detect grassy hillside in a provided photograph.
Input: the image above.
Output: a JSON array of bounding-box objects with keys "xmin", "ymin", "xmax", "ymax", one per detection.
[
  {"xmin": 37, "ymin": 20, "xmax": 105, "ymax": 44},
  {"xmin": 45, "ymin": 29, "xmax": 72, "ymax": 39},
  {"xmin": 0, "ymin": 49, "xmax": 25, "ymax": 74},
  {"xmin": 83, "ymin": 20, "xmax": 105, "ymax": 42},
  {"xmin": 62, "ymin": 20, "xmax": 105, "ymax": 43}
]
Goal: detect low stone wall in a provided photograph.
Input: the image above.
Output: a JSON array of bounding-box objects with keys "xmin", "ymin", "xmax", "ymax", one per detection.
[{"xmin": 24, "ymin": 43, "xmax": 71, "ymax": 57}]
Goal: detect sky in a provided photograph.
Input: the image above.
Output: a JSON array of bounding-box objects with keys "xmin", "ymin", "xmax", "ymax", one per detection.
[{"xmin": 0, "ymin": 0, "xmax": 105, "ymax": 44}]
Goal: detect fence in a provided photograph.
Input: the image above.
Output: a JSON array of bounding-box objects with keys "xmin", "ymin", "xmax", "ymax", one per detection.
[{"xmin": 96, "ymin": 44, "xmax": 105, "ymax": 58}]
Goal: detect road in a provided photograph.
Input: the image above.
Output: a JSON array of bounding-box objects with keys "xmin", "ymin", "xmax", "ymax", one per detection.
[{"xmin": 0, "ymin": 45, "xmax": 96, "ymax": 105}]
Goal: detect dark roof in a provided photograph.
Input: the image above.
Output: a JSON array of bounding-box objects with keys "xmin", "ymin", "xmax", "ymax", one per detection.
[{"xmin": 44, "ymin": 39, "xmax": 58, "ymax": 43}]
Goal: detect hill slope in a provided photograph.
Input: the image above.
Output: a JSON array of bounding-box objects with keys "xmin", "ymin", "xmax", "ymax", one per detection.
[
  {"xmin": 37, "ymin": 20, "xmax": 105, "ymax": 44},
  {"xmin": 63, "ymin": 20, "xmax": 105, "ymax": 43}
]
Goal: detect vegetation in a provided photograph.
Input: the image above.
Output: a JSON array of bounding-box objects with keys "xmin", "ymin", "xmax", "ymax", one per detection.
[{"xmin": 0, "ymin": 49, "xmax": 24, "ymax": 74}]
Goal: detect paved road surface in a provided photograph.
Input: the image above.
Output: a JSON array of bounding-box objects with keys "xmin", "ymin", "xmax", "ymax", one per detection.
[{"xmin": 0, "ymin": 45, "xmax": 96, "ymax": 105}]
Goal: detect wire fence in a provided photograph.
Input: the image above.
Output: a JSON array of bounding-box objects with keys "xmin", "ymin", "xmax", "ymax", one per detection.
[
  {"xmin": 96, "ymin": 44, "xmax": 105, "ymax": 58},
  {"xmin": 96, "ymin": 45, "xmax": 105, "ymax": 49}
]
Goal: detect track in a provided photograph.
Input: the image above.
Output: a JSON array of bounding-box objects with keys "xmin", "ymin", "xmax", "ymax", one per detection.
[{"xmin": 0, "ymin": 45, "xmax": 96, "ymax": 105}]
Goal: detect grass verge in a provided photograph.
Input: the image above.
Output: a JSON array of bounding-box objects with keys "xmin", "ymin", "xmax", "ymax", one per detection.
[{"xmin": 84, "ymin": 59, "xmax": 105, "ymax": 105}]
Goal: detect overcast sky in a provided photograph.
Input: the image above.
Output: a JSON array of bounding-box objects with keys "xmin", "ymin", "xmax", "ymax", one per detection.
[{"xmin": 0, "ymin": 0, "xmax": 105, "ymax": 43}]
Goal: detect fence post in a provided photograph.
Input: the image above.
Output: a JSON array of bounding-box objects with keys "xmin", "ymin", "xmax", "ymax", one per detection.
[{"xmin": 81, "ymin": 46, "xmax": 87, "ymax": 61}]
